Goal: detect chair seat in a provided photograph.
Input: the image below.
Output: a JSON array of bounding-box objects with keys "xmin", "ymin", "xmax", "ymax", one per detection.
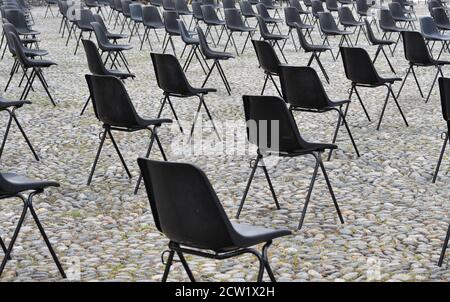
[
  {"xmin": 263, "ymin": 17, "xmax": 283, "ymax": 23},
  {"xmin": 101, "ymin": 44, "xmax": 132, "ymax": 51},
  {"xmin": 0, "ymin": 172, "xmax": 59, "ymax": 194},
  {"xmin": 228, "ymin": 25, "xmax": 256, "ymax": 32},
  {"xmin": 437, "ymin": 24, "xmax": 450, "ymax": 31},
  {"xmin": 0, "ymin": 97, "xmax": 31, "ymax": 109},
  {"xmin": 280, "ymin": 142, "xmax": 337, "ymax": 156},
  {"xmin": 264, "ymin": 33, "xmax": 288, "ymax": 40},
  {"xmin": 393, "ymin": 16, "xmax": 415, "ymax": 22},
  {"xmin": 143, "ymin": 22, "xmax": 165, "ymax": 29},
  {"xmin": 106, "ymin": 69, "xmax": 136, "ymax": 79},
  {"xmin": 205, "ymin": 49, "xmax": 234, "ymax": 60},
  {"xmin": 23, "ymin": 48, "xmax": 49, "ymax": 57},
  {"xmin": 107, "ymin": 32, "xmax": 128, "ymax": 39},
  {"xmin": 293, "ymin": 23, "xmax": 314, "ymax": 30},
  {"xmin": 342, "ymin": 21, "xmax": 364, "ymax": 27},
  {"xmin": 424, "ymin": 33, "xmax": 450, "ymax": 42},
  {"xmin": 178, "ymin": 10, "xmax": 192, "ymax": 15},
  {"xmin": 17, "ymin": 28, "xmax": 40, "ymax": 36},
  {"xmin": 323, "ymin": 29, "xmax": 352, "ymax": 35},
  {"xmin": 305, "ymin": 43, "xmax": 332, "ymax": 52},
  {"xmin": 371, "ymin": 37, "xmax": 395, "ymax": 45},
  {"xmin": 22, "ymin": 37, "xmax": 40, "ymax": 44},
  {"xmin": 190, "ymin": 87, "xmax": 217, "ymax": 94},
  {"xmin": 136, "ymin": 117, "xmax": 173, "ymax": 128},
  {"xmin": 131, "ymin": 17, "xmax": 143, "ymax": 22},
  {"xmin": 26, "ymin": 59, "xmax": 57, "ymax": 68},
  {"xmin": 231, "ymin": 222, "xmax": 291, "ymax": 249},
  {"xmin": 381, "ymin": 26, "xmax": 404, "ymax": 32}
]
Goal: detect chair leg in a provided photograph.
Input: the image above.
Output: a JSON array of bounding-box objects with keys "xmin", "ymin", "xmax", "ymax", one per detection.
[
  {"xmin": 376, "ymin": 86, "xmax": 391, "ymax": 131},
  {"xmin": 199, "ymin": 94, "xmax": 221, "ymax": 140},
  {"xmin": 0, "ymin": 197, "xmax": 27, "ymax": 277},
  {"xmin": 27, "ymin": 193, "xmax": 66, "ymax": 278},
  {"xmin": 216, "ymin": 61, "xmax": 232, "ymax": 95},
  {"xmin": 438, "ymin": 222, "xmax": 450, "ymax": 267},
  {"xmin": 268, "ymin": 74, "xmax": 282, "ymax": 97},
  {"xmin": 410, "ymin": 66, "xmax": 424, "ymax": 98},
  {"xmin": 425, "ymin": 66, "xmax": 443, "ymax": 103},
  {"xmin": 107, "ymin": 129, "xmax": 132, "ymax": 179},
  {"xmin": 80, "ymin": 96, "xmax": 91, "ymax": 116},
  {"xmin": 396, "ymin": 65, "xmax": 413, "ymax": 99},
  {"xmin": 134, "ymin": 127, "xmax": 158, "ymax": 194},
  {"xmin": 0, "ymin": 112, "xmax": 13, "ymax": 159},
  {"xmin": 87, "ymin": 128, "xmax": 107, "ymax": 185},
  {"xmin": 260, "ymin": 158, "xmax": 281, "ymax": 210},
  {"xmin": 298, "ymin": 153, "xmax": 320, "ymax": 230},
  {"xmin": 35, "ymin": 68, "xmax": 57, "ymax": 106},
  {"xmin": 0, "ymin": 237, "xmax": 10, "ymax": 260},
  {"xmin": 261, "ymin": 241, "xmax": 276, "ymax": 282},
  {"xmin": 161, "ymin": 250, "xmax": 174, "ymax": 282},
  {"xmin": 188, "ymin": 98, "xmax": 204, "ymax": 143},
  {"xmin": 353, "ymin": 86, "xmax": 371, "ymax": 122},
  {"xmin": 388, "ymin": 84, "xmax": 409, "ymax": 127},
  {"xmin": 236, "ymin": 154, "xmax": 261, "ymax": 219},
  {"xmin": 381, "ymin": 47, "xmax": 396, "ymax": 74},
  {"xmin": 166, "ymin": 96, "xmax": 184, "ymax": 133},
  {"xmin": 327, "ymin": 109, "xmax": 342, "ymax": 161},
  {"xmin": 433, "ymin": 133, "xmax": 448, "ymax": 183},
  {"xmin": 260, "ymin": 74, "xmax": 269, "ymax": 95},
  {"xmin": 176, "ymin": 251, "xmax": 196, "ymax": 282},
  {"xmin": 340, "ymin": 108, "xmax": 360, "ymax": 158},
  {"xmin": 11, "ymin": 110, "xmax": 39, "ymax": 161}
]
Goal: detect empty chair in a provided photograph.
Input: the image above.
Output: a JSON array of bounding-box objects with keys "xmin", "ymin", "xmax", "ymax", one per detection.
[
  {"xmin": 256, "ymin": 15, "xmax": 288, "ymax": 63},
  {"xmin": 365, "ymin": 19, "xmax": 396, "ymax": 74},
  {"xmin": 137, "ymin": 157, "xmax": 291, "ymax": 281},
  {"xmin": 128, "ymin": 3, "xmax": 143, "ymax": 43},
  {"xmin": 341, "ymin": 46, "xmax": 408, "ymax": 130},
  {"xmin": 288, "ymin": 0, "xmax": 312, "ymax": 24},
  {"xmin": 177, "ymin": 19, "xmax": 208, "ymax": 74},
  {"xmin": 197, "ymin": 26, "xmax": 234, "ymax": 95},
  {"xmin": 119, "ymin": 0, "xmax": 133, "ymax": 34},
  {"xmin": 311, "ymin": 0, "xmax": 324, "ymax": 26},
  {"xmin": 151, "ymin": 52, "xmax": 219, "ymax": 149},
  {"xmin": 379, "ymin": 8, "xmax": 405, "ymax": 55},
  {"xmin": 296, "ymin": 24, "xmax": 332, "ymax": 83},
  {"xmin": 428, "ymin": 0, "xmax": 449, "ymax": 18},
  {"xmin": 71, "ymin": 9, "xmax": 95, "ymax": 55},
  {"xmin": 279, "ymin": 65, "xmax": 360, "ymax": 160},
  {"xmin": 356, "ymin": 0, "xmax": 370, "ymax": 20},
  {"xmin": 338, "ymin": 6, "xmax": 366, "ymax": 45},
  {"xmin": 141, "ymin": 5, "xmax": 164, "ymax": 50},
  {"xmin": 252, "ymin": 39, "xmax": 282, "ymax": 96},
  {"xmin": 163, "ymin": 11, "xmax": 181, "ymax": 56},
  {"xmin": 397, "ymin": 31, "xmax": 449, "ymax": 104},
  {"xmin": 389, "ymin": 2, "xmax": 415, "ymax": 30},
  {"xmin": 433, "ymin": 77, "xmax": 450, "ymax": 184},
  {"xmin": 80, "ymin": 39, "xmax": 135, "ymax": 115},
  {"xmin": 85, "ymin": 74, "xmax": 171, "ymax": 186},
  {"xmin": 393, "ymin": 0, "xmax": 416, "ymax": 19},
  {"xmin": 255, "ymin": 3, "xmax": 283, "ymax": 34},
  {"xmin": 192, "ymin": 1, "xmax": 205, "ymax": 28},
  {"xmin": 420, "ymin": 16, "xmax": 450, "ymax": 61},
  {"xmin": 175, "ymin": 0, "xmax": 192, "ymax": 17},
  {"xmin": 57, "ymin": 0, "xmax": 71, "ymax": 37},
  {"xmin": 224, "ymin": 8, "xmax": 255, "ymax": 55},
  {"xmin": 0, "ymin": 171, "xmax": 66, "ymax": 278},
  {"xmin": 10, "ymin": 34, "xmax": 57, "ymax": 106},
  {"xmin": 201, "ymin": 4, "xmax": 227, "ymax": 47},
  {"xmin": 163, "ymin": 0, "xmax": 176, "ymax": 11},
  {"xmin": 284, "ymin": 6, "xmax": 314, "ymax": 51},
  {"xmin": 223, "ymin": 0, "xmax": 236, "ymax": 9},
  {"xmin": 239, "ymin": 0, "xmax": 257, "ymax": 26},
  {"xmin": 237, "ymin": 95, "xmax": 345, "ymax": 230},
  {"xmin": 91, "ymin": 21, "xmax": 133, "ymax": 73},
  {"xmin": 325, "ymin": 0, "xmax": 339, "ymax": 14},
  {"xmin": 260, "ymin": 0, "xmax": 281, "ymax": 18},
  {"xmin": 318, "ymin": 11, "xmax": 352, "ymax": 60},
  {"xmin": 93, "ymin": 13, "xmax": 128, "ymax": 42},
  {"xmin": 433, "ymin": 7, "xmax": 450, "ymax": 32},
  {"xmin": 3, "ymin": 9, "xmax": 40, "ymax": 36}
]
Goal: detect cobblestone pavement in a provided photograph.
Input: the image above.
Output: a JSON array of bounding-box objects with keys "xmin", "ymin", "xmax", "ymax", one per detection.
[{"xmin": 1, "ymin": 3, "xmax": 450, "ymax": 281}]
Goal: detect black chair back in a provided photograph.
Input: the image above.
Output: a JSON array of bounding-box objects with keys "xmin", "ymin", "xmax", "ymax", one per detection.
[
  {"xmin": 82, "ymin": 39, "xmax": 108, "ymax": 76},
  {"xmin": 164, "ymin": 10, "xmax": 180, "ymax": 35},
  {"xmin": 151, "ymin": 52, "xmax": 194, "ymax": 95},
  {"xmin": 401, "ymin": 31, "xmax": 433, "ymax": 65},
  {"xmin": 340, "ymin": 46, "xmax": 380, "ymax": 85},
  {"xmin": 439, "ymin": 77, "xmax": 450, "ymax": 124},
  {"xmin": 252, "ymin": 39, "xmax": 280, "ymax": 74}
]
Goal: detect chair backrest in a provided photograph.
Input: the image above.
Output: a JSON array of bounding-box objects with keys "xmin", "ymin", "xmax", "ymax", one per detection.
[
  {"xmin": 9, "ymin": 33, "xmax": 31, "ymax": 66},
  {"xmin": 401, "ymin": 31, "xmax": 433, "ymax": 65},
  {"xmin": 142, "ymin": 5, "xmax": 163, "ymax": 26},
  {"xmin": 93, "ymin": 13, "xmax": 109, "ymax": 32},
  {"xmin": 364, "ymin": 18, "xmax": 378, "ymax": 45},
  {"xmin": 356, "ymin": 0, "xmax": 368, "ymax": 15},
  {"xmin": 3, "ymin": 22, "xmax": 20, "ymax": 56},
  {"xmin": 223, "ymin": 0, "xmax": 236, "ymax": 9},
  {"xmin": 311, "ymin": 0, "xmax": 324, "ymax": 18},
  {"xmin": 77, "ymin": 8, "xmax": 95, "ymax": 28},
  {"xmin": 318, "ymin": 11, "xmax": 339, "ymax": 32},
  {"xmin": 421, "ymin": 16, "xmax": 440, "ymax": 37},
  {"xmin": 340, "ymin": 46, "xmax": 381, "ymax": 85},
  {"xmin": 163, "ymin": 10, "xmax": 180, "ymax": 34},
  {"xmin": 3, "ymin": 9, "xmax": 28, "ymax": 30},
  {"xmin": 202, "ymin": 4, "xmax": 221, "ymax": 23},
  {"xmin": 151, "ymin": 52, "xmax": 193, "ymax": 95},
  {"xmin": 339, "ymin": 6, "xmax": 357, "ymax": 24},
  {"xmin": 58, "ymin": 0, "xmax": 69, "ymax": 16},
  {"xmin": 129, "ymin": 3, "xmax": 143, "ymax": 20},
  {"xmin": 82, "ymin": 39, "xmax": 108, "ymax": 76},
  {"xmin": 289, "ymin": 0, "xmax": 304, "ymax": 12},
  {"xmin": 439, "ymin": 77, "xmax": 450, "ymax": 123},
  {"xmin": 284, "ymin": 6, "xmax": 301, "ymax": 27},
  {"xmin": 295, "ymin": 23, "xmax": 312, "ymax": 51},
  {"xmin": 137, "ymin": 158, "xmax": 237, "ymax": 251},
  {"xmin": 279, "ymin": 65, "xmax": 330, "ymax": 109},
  {"xmin": 175, "ymin": 0, "xmax": 190, "ymax": 11},
  {"xmin": 163, "ymin": 0, "xmax": 175, "ymax": 10},
  {"xmin": 379, "ymin": 8, "xmax": 396, "ymax": 29},
  {"xmin": 243, "ymin": 95, "xmax": 307, "ymax": 153},
  {"xmin": 121, "ymin": 0, "xmax": 132, "ymax": 15},
  {"xmin": 224, "ymin": 8, "xmax": 244, "ymax": 28},
  {"xmin": 388, "ymin": 2, "xmax": 404, "ymax": 18},
  {"xmin": 114, "ymin": 0, "xmax": 123, "ymax": 11},
  {"xmin": 178, "ymin": 19, "xmax": 196, "ymax": 43},
  {"xmin": 256, "ymin": 3, "xmax": 271, "ymax": 19},
  {"xmin": 239, "ymin": 0, "xmax": 255, "ymax": 16},
  {"xmin": 433, "ymin": 7, "xmax": 450, "ymax": 27},
  {"xmin": 256, "ymin": 15, "xmax": 270, "ymax": 37},
  {"xmin": 429, "ymin": 0, "xmax": 442, "ymax": 17},
  {"xmin": 325, "ymin": 0, "xmax": 338, "ymax": 10},
  {"xmin": 252, "ymin": 39, "xmax": 280, "ymax": 75},
  {"xmin": 192, "ymin": 1, "xmax": 204, "ymax": 20},
  {"xmin": 91, "ymin": 21, "xmax": 111, "ymax": 47},
  {"xmin": 260, "ymin": 0, "xmax": 274, "ymax": 8},
  {"xmin": 196, "ymin": 25, "xmax": 214, "ymax": 56},
  {"xmin": 149, "ymin": 0, "xmax": 163, "ymax": 6},
  {"xmin": 85, "ymin": 74, "xmax": 142, "ymax": 128}
]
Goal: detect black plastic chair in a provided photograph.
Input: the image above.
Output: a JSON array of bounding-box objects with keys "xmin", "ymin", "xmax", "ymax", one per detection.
[
  {"xmin": 80, "ymin": 39, "xmax": 135, "ymax": 115},
  {"xmin": 296, "ymin": 23, "xmax": 331, "ymax": 83},
  {"xmin": 91, "ymin": 21, "xmax": 133, "ymax": 73},
  {"xmin": 201, "ymin": 4, "xmax": 227, "ymax": 47},
  {"xmin": 163, "ymin": 11, "xmax": 181, "ymax": 56},
  {"xmin": 256, "ymin": 3, "xmax": 283, "ymax": 34},
  {"xmin": 389, "ymin": 2, "xmax": 415, "ymax": 30},
  {"xmin": 260, "ymin": 0, "xmax": 281, "ymax": 18},
  {"xmin": 341, "ymin": 46, "xmax": 408, "ymax": 130},
  {"xmin": 57, "ymin": 0, "xmax": 70, "ymax": 37},
  {"xmin": 0, "ymin": 96, "xmax": 38, "ymax": 161},
  {"xmin": 163, "ymin": 0, "xmax": 176, "ymax": 11},
  {"xmin": 252, "ymin": 39, "xmax": 281, "ymax": 96},
  {"xmin": 239, "ymin": 0, "xmax": 257, "ymax": 27},
  {"xmin": 178, "ymin": 19, "xmax": 209, "ymax": 74},
  {"xmin": 151, "ymin": 52, "xmax": 219, "ymax": 147},
  {"xmin": 379, "ymin": 8, "xmax": 405, "ymax": 55},
  {"xmin": 3, "ymin": 9, "xmax": 39, "ymax": 36},
  {"xmin": 141, "ymin": 5, "xmax": 164, "ymax": 50},
  {"xmin": 433, "ymin": 7, "xmax": 450, "ymax": 32},
  {"xmin": 365, "ymin": 19, "xmax": 396, "ymax": 74},
  {"xmin": 325, "ymin": 0, "xmax": 339, "ymax": 14},
  {"xmin": 318, "ymin": 11, "xmax": 352, "ymax": 60},
  {"xmin": 197, "ymin": 26, "xmax": 234, "ymax": 95},
  {"xmin": 119, "ymin": 0, "xmax": 133, "ymax": 34},
  {"xmin": 392, "ymin": 0, "xmax": 416, "ymax": 19},
  {"xmin": 192, "ymin": 1, "xmax": 205, "ymax": 28},
  {"xmin": 0, "ymin": 171, "xmax": 66, "ymax": 278},
  {"xmin": 137, "ymin": 157, "xmax": 291, "ymax": 281},
  {"xmin": 93, "ymin": 13, "xmax": 128, "ymax": 42},
  {"xmin": 420, "ymin": 16, "xmax": 450, "ymax": 61},
  {"xmin": 128, "ymin": 3, "xmax": 143, "ymax": 43},
  {"xmin": 10, "ymin": 34, "xmax": 57, "ymax": 106},
  {"xmin": 223, "ymin": 0, "xmax": 236, "ymax": 10},
  {"xmin": 311, "ymin": 0, "xmax": 324, "ymax": 27},
  {"xmin": 288, "ymin": 0, "xmax": 311, "ymax": 24},
  {"xmin": 355, "ymin": 0, "xmax": 369, "ymax": 20},
  {"xmin": 279, "ymin": 65, "xmax": 360, "ymax": 160},
  {"xmin": 237, "ymin": 95, "xmax": 344, "ymax": 230},
  {"xmin": 175, "ymin": 0, "xmax": 192, "ymax": 17},
  {"xmin": 72, "ymin": 9, "xmax": 95, "ymax": 55},
  {"xmin": 85, "ymin": 74, "xmax": 171, "ymax": 186},
  {"xmin": 397, "ymin": 31, "xmax": 449, "ymax": 104},
  {"xmin": 338, "ymin": 6, "xmax": 366, "ymax": 45},
  {"xmin": 224, "ymin": 8, "xmax": 255, "ymax": 55},
  {"xmin": 112, "ymin": 0, "xmax": 124, "ymax": 29},
  {"xmin": 284, "ymin": 6, "xmax": 313, "ymax": 51},
  {"xmin": 433, "ymin": 77, "xmax": 450, "ymax": 184},
  {"xmin": 256, "ymin": 15, "xmax": 288, "ymax": 63}
]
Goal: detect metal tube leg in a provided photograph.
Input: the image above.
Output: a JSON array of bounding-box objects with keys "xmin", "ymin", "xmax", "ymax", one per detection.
[
  {"xmin": 236, "ymin": 154, "xmax": 261, "ymax": 218},
  {"xmin": 327, "ymin": 109, "xmax": 342, "ymax": 161},
  {"xmin": 433, "ymin": 133, "xmax": 448, "ymax": 183},
  {"xmin": 396, "ymin": 65, "xmax": 412, "ymax": 99},
  {"xmin": 87, "ymin": 128, "xmax": 107, "ymax": 185},
  {"xmin": 161, "ymin": 250, "xmax": 174, "ymax": 282},
  {"xmin": 318, "ymin": 153, "xmax": 344, "ymax": 224},
  {"xmin": 80, "ymin": 96, "xmax": 91, "ymax": 116},
  {"xmin": 107, "ymin": 130, "xmax": 132, "ymax": 179},
  {"xmin": 298, "ymin": 154, "xmax": 320, "ymax": 230},
  {"xmin": 376, "ymin": 87, "xmax": 391, "ymax": 131},
  {"xmin": 261, "ymin": 74, "xmax": 269, "ymax": 95},
  {"xmin": 438, "ymin": 222, "xmax": 450, "ymax": 267},
  {"xmin": 28, "ymin": 194, "xmax": 66, "ymax": 278},
  {"xmin": 340, "ymin": 109, "xmax": 360, "ymax": 158},
  {"xmin": 353, "ymin": 86, "xmax": 371, "ymax": 122},
  {"xmin": 0, "ymin": 237, "xmax": 10, "ymax": 260},
  {"xmin": 188, "ymin": 99, "xmax": 203, "ymax": 143},
  {"xmin": 388, "ymin": 85, "xmax": 409, "ymax": 127},
  {"xmin": 410, "ymin": 66, "xmax": 424, "ymax": 98},
  {"xmin": 425, "ymin": 67, "xmax": 441, "ymax": 103},
  {"xmin": 200, "ymin": 95, "xmax": 220, "ymax": 140},
  {"xmin": 167, "ymin": 97, "xmax": 184, "ymax": 133},
  {"xmin": 0, "ymin": 114, "xmax": 13, "ymax": 159},
  {"xmin": 12, "ymin": 112, "xmax": 40, "ymax": 161},
  {"xmin": 256, "ymin": 252, "xmax": 265, "ymax": 282},
  {"xmin": 260, "ymin": 159, "xmax": 281, "ymax": 210},
  {"xmin": 176, "ymin": 251, "xmax": 196, "ymax": 282},
  {"xmin": 262, "ymin": 241, "xmax": 276, "ymax": 282},
  {"xmin": 134, "ymin": 127, "xmax": 157, "ymax": 194}
]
